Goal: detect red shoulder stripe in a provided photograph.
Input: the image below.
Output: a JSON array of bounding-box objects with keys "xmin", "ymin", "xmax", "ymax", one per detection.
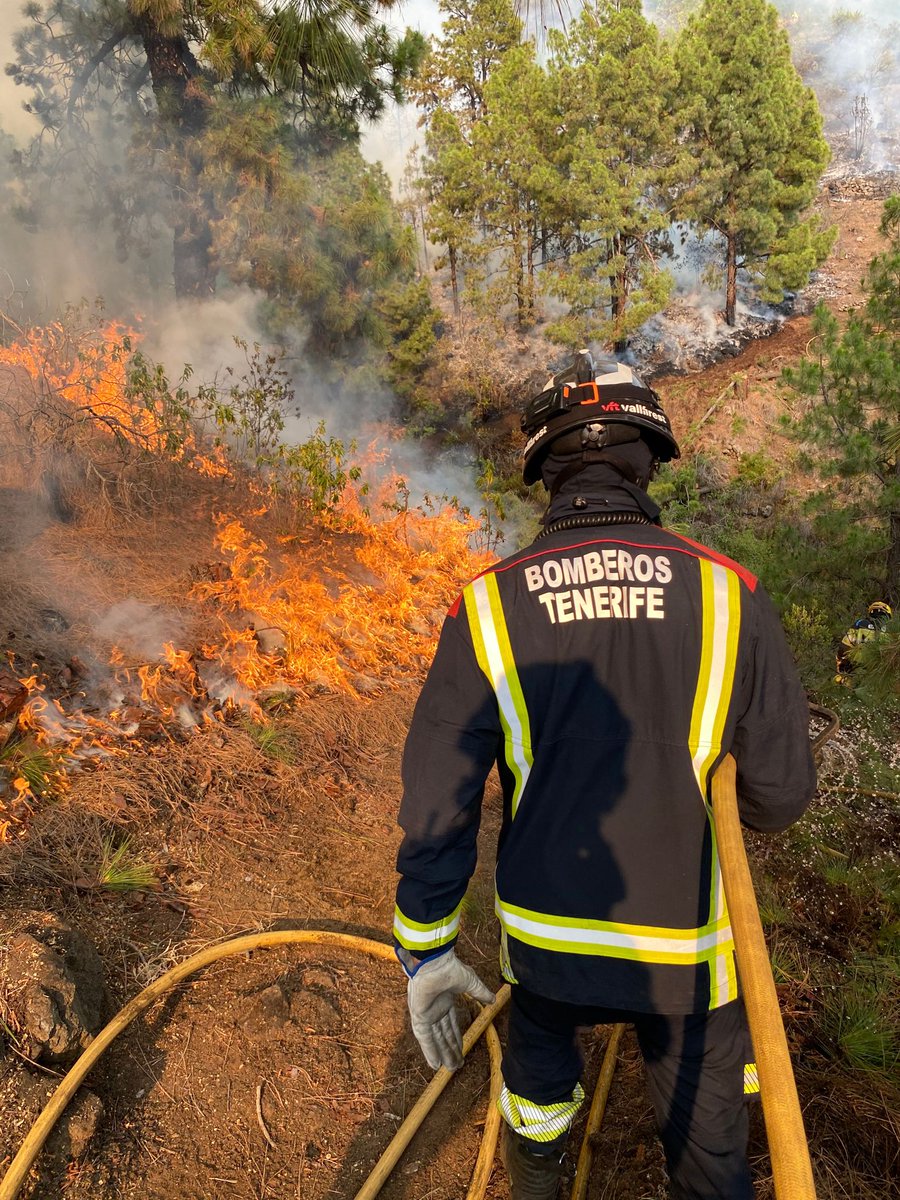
[{"xmin": 667, "ymin": 531, "xmax": 758, "ymax": 591}]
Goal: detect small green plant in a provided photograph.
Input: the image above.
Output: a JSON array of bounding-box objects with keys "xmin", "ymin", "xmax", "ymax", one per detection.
[
  {"xmin": 781, "ymin": 602, "xmax": 832, "ymax": 685},
  {"xmin": 735, "ymin": 449, "xmax": 779, "ymax": 489},
  {"xmin": 755, "ymin": 875, "xmax": 791, "ymax": 928},
  {"xmin": 0, "ymin": 740, "xmax": 63, "ymax": 800},
  {"xmin": 768, "ymin": 937, "xmax": 805, "ymax": 987},
  {"xmin": 269, "ymin": 422, "xmax": 363, "ymax": 516},
  {"xmin": 98, "ymin": 837, "xmax": 156, "ymax": 892},
  {"xmin": 821, "ymin": 976, "xmax": 899, "ymax": 1073},
  {"xmin": 259, "ymin": 689, "xmax": 297, "ymax": 716},
  {"xmin": 241, "ymin": 719, "xmax": 296, "ymax": 763},
  {"xmin": 206, "ymin": 338, "xmax": 291, "ymax": 464}
]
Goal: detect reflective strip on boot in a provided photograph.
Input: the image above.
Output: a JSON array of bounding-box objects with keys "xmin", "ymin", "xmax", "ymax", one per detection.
[
  {"xmin": 499, "ymin": 1082, "xmax": 585, "ymax": 1143},
  {"xmin": 743, "ymin": 1062, "xmax": 760, "ymax": 1095}
]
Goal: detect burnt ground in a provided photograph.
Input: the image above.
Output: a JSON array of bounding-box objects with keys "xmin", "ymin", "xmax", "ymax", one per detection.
[{"xmin": 0, "ymin": 187, "xmax": 897, "ymax": 1200}]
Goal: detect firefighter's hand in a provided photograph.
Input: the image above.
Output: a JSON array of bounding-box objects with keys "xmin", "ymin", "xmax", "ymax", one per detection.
[{"xmin": 406, "ymin": 950, "xmax": 494, "ymax": 1071}]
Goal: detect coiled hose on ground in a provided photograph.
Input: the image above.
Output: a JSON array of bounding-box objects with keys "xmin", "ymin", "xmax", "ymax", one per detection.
[
  {"xmin": 4, "ymin": 735, "xmax": 831, "ymax": 1200},
  {"xmin": 0, "ymin": 928, "xmax": 625, "ymax": 1200}
]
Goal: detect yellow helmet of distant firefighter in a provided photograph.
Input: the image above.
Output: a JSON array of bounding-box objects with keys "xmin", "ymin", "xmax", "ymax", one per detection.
[
  {"xmin": 833, "ymin": 599, "xmax": 892, "ymax": 685},
  {"xmin": 867, "ymin": 600, "xmax": 892, "ymax": 621}
]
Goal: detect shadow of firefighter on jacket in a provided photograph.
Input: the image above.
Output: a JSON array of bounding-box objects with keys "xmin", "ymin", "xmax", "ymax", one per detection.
[
  {"xmin": 396, "ymin": 659, "xmax": 758, "ymax": 1198},
  {"xmin": 834, "ymin": 601, "xmax": 892, "ymax": 686}
]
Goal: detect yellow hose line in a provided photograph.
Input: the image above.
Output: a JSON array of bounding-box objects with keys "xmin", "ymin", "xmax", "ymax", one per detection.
[
  {"xmin": 0, "ymin": 931, "xmax": 505, "ymax": 1200},
  {"xmin": 570, "ymin": 1022, "xmax": 625, "ymax": 1200},
  {"xmin": 353, "ymin": 985, "xmax": 511, "ymax": 1200},
  {"xmin": 712, "ymin": 755, "xmax": 817, "ymax": 1200},
  {"xmin": 465, "ymin": 1019, "xmax": 504, "ymax": 1200}
]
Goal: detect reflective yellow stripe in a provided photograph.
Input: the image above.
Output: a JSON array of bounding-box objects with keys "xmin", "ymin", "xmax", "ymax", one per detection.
[
  {"xmin": 499, "ymin": 926, "xmax": 519, "ymax": 984},
  {"xmin": 690, "ymin": 561, "xmax": 741, "ymax": 798},
  {"xmin": 744, "ymin": 1063, "xmax": 760, "ymax": 1095},
  {"xmin": 689, "ymin": 559, "xmax": 742, "ymax": 1008},
  {"xmin": 496, "ymin": 894, "xmax": 734, "ymax": 963},
  {"xmin": 499, "ymin": 1083, "xmax": 585, "ymax": 1142},
  {"xmin": 392, "ymin": 902, "xmax": 461, "ymax": 952},
  {"xmin": 464, "ymin": 574, "xmax": 533, "ymax": 817}
]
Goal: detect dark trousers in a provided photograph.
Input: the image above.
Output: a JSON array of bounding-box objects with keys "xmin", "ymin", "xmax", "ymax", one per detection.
[{"xmin": 502, "ymin": 985, "xmax": 754, "ymax": 1200}]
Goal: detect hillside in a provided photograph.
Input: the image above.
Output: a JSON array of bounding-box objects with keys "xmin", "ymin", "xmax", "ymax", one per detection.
[{"xmin": 0, "ymin": 185, "xmax": 898, "ymax": 1200}]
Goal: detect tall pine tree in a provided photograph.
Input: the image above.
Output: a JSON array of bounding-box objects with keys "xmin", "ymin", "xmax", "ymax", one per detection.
[
  {"xmin": 412, "ymin": 0, "xmax": 525, "ymax": 320},
  {"xmin": 675, "ymin": 0, "xmax": 832, "ymax": 325},
  {"xmin": 470, "ymin": 41, "xmax": 554, "ymax": 326},
  {"xmin": 545, "ymin": 0, "xmax": 680, "ymax": 348}
]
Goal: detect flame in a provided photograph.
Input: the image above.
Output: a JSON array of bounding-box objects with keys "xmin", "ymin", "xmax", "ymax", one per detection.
[
  {"xmin": 0, "ymin": 321, "xmax": 229, "ymax": 477},
  {"xmin": 0, "ymin": 322, "xmax": 494, "ymax": 839}
]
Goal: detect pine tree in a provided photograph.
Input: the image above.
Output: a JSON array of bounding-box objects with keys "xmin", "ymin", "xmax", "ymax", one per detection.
[
  {"xmin": 784, "ymin": 196, "xmax": 900, "ymax": 605},
  {"xmin": 675, "ymin": 0, "xmax": 833, "ymax": 325},
  {"xmin": 419, "ymin": 108, "xmax": 482, "ymax": 318},
  {"xmin": 411, "ymin": 0, "xmax": 523, "ymax": 320},
  {"xmin": 7, "ymin": 0, "xmax": 424, "ymax": 303},
  {"xmin": 544, "ymin": 0, "xmax": 679, "ymax": 349},
  {"xmin": 205, "ymin": 105, "xmax": 416, "ymax": 353},
  {"xmin": 469, "ymin": 41, "xmax": 554, "ymax": 327},
  {"xmin": 410, "ymin": 0, "xmax": 523, "ymax": 126}
]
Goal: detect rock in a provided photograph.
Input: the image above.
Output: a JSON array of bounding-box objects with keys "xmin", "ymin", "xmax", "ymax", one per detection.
[
  {"xmin": 0, "ymin": 669, "xmax": 28, "ymax": 722},
  {"xmin": 2, "ymin": 915, "xmax": 110, "ymax": 1066},
  {"xmin": 39, "ymin": 609, "xmax": 69, "ymax": 633},
  {"xmin": 241, "ymin": 612, "xmax": 287, "ymax": 656},
  {"xmin": 64, "ymin": 1089, "xmax": 104, "ymax": 1158},
  {"xmin": 289, "ymin": 990, "xmax": 342, "ymax": 1034},
  {"xmin": 0, "ymin": 1069, "xmax": 103, "ymax": 1173},
  {"xmin": 254, "ymin": 625, "xmax": 287, "ymax": 656},
  {"xmin": 241, "ymin": 983, "xmax": 290, "ymax": 1032}
]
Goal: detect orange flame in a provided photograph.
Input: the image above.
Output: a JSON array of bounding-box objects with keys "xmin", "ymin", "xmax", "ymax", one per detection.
[{"xmin": 0, "ymin": 323, "xmax": 495, "ymax": 838}]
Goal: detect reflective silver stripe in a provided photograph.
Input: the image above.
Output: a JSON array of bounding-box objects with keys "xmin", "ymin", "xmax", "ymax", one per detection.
[
  {"xmin": 691, "ymin": 562, "xmax": 738, "ymax": 792},
  {"xmin": 466, "ymin": 574, "xmax": 533, "ymax": 816},
  {"xmin": 392, "ymin": 906, "xmax": 461, "ymax": 951},
  {"xmin": 689, "ymin": 560, "xmax": 742, "ymax": 1008},
  {"xmin": 499, "ymin": 1083, "xmax": 585, "ymax": 1142},
  {"xmin": 496, "ymin": 895, "xmax": 732, "ymax": 962}
]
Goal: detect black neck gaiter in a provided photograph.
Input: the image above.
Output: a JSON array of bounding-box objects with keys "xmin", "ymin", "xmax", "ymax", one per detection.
[{"xmin": 541, "ymin": 452, "xmax": 661, "ymax": 528}]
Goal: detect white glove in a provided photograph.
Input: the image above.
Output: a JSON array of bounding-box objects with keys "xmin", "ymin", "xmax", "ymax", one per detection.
[{"xmin": 406, "ymin": 950, "xmax": 494, "ymax": 1071}]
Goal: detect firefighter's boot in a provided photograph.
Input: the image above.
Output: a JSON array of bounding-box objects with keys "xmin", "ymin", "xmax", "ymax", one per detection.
[{"xmin": 501, "ymin": 1124, "xmax": 567, "ymax": 1200}]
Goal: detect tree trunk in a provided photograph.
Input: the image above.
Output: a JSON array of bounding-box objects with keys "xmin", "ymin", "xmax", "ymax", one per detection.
[
  {"xmin": 514, "ymin": 231, "xmax": 525, "ymax": 328},
  {"xmin": 611, "ymin": 235, "xmax": 628, "ymax": 353},
  {"xmin": 725, "ymin": 232, "xmax": 738, "ymax": 326},
  {"xmin": 887, "ymin": 460, "xmax": 900, "ymax": 606},
  {"xmin": 138, "ymin": 19, "xmax": 216, "ymax": 299},
  {"xmin": 449, "ymin": 244, "xmax": 459, "ymax": 319}
]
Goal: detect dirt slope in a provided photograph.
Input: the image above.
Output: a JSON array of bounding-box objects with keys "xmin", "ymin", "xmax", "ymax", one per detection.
[{"xmin": 0, "ymin": 186, "xmax": 896, "ymax": 1200}]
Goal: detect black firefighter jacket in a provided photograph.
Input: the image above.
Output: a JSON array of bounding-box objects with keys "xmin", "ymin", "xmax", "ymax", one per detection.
[{"xmin": 394, "ymin": 516, "xmax": 816, "ymax": 1015}]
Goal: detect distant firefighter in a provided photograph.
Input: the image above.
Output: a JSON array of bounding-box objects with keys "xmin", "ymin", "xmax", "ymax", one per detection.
[{"xmin": 834, "ymin": 601, "xmax": 893, "ymax": 684}]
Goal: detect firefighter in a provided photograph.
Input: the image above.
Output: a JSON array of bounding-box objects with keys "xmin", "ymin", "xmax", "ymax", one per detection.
[
  {"xmin": 834, "ymin": 600, "xmax": 893, "ymax": 685},
  {"xmin": 393, "ymin": 352, "xmax": 816, "ymax": 1200}
]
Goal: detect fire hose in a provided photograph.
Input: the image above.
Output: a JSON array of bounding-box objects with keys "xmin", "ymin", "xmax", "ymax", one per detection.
[
  {"xmin": 2, "ymin": 743, "xmax": 826, "ymax": 1200},
  {"xmin": 712, "ymin": 754, "xmax": 817, "ymax": 1199},
  {"xmin": 0, "ymin": 928, "xmax": 626, "ymax": 1200},
  {"xmin": 0, "ymin": 931, "xmax": 503, "ymax": 1200}
]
